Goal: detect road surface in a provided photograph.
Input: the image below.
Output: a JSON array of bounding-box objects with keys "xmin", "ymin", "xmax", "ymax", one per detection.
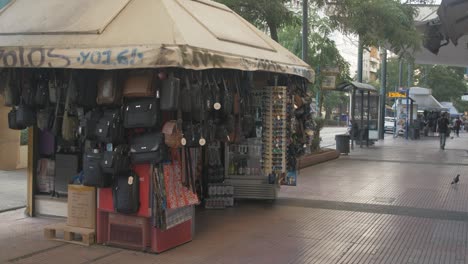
[{"xmin": 320, "ymin": 126, "xmax": 348, "ymax": 148}]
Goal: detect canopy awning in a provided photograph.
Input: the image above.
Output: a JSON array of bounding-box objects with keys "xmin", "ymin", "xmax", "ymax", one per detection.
[
  {"xmin": 407, "ymin": 87, "xmax": 447, "ymax": 111},
  {"xmin": 336, "ymin": 81, "xmax": 377, "ymax": 93},
  {"xmin": 440, "ymin": 102, "xmax": 462, "ymax": 116},
  {"xmin": 0, "ymin": 0, "xmax": 314, "ymax": 81}
]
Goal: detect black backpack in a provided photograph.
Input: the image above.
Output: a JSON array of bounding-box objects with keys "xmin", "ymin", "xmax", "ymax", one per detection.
[
  {"xmin": 83, "ymin": 149, "xmax": 111, "ymax": 188},
  {"xmin": 113, "ymin": 171, "xmax": 140, "ymax": 214},
  {"xmin": 95, "ymin": 109, "xmax": 125, "ymax": 144},
  {"xmin": 101, "ymin": 145, "xmax": 131, "ymax": 177}
]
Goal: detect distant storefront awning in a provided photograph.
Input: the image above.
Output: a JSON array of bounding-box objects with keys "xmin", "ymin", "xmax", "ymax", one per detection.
[{"xmin": 0, "ymin": 0, "xmax": 314, "ymax": 81}]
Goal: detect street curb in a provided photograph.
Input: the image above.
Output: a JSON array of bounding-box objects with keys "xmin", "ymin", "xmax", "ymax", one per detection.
[{"xmin": 0, "ymin": 205, "xmax": 26, "ymax": 214}]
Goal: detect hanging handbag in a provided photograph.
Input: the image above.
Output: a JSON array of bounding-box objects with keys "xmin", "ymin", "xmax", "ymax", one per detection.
[
  {"xmin": 37, "ymin": 108, "xmax": 54, "ymax": 131},
  {"xmin": 162, "ymin": 120, "xmax": 183, "ymax": 148},
  {"xmin": 34, "ymin": 73, "xmax": 49, "ymax": 108},
  {"xmin": 181, "ymin": 122, "xmax": 201, "ymax": 147},
  {"xmin": 97, "ymin": 71, "xmax": 122, "ymax": 105},
  {"xmin": 181, "ymin": 75, "xmax": 192, "ymax": 113},
  {"xmin": 113, "ymin": 171, "xmax": 140, "ymax": 214},
  {"xmin": 83, "ymin": 149, "xmax": 109, "ymax": 188},
  {"xmin": 160, "ymin": 73, "xmax": 180, "ymax": 111},
  {"xmin": 123, "ymin": 70, "xmax": 157, "ymax": 98},
  {"xmin": 102, "ymin": 145, "xmax": 131, "ymax": 176},
  {"xmin": 3, "ymin": 69, "xmax": 20, "ymax": 107},
  {"xmin": 8, "ymin": 107, "xmax": 25, "ymax": 130},
  {"xmin": 123, "ymin": 98, "xmax": 161, "ymax": 128},
  {"xmin": 222, "ymin": 76, "xmax": 233, "ymax": 115},
  {"xmin": 20, "ymin": 70, "xmax": 36, "ymax": 107},
  {"xmin": 190, "ymin": 75, "xmax": 204, "ymax": 122},
  {"xmin": 130, "ymin": 132, "xmax": 167, "ymax": 164},
  {"xmin": 95, "ymin": 109, "xmax": 124, "ymax": 144},
  {"xmin": 76, "ymin": 70, "xmax": 99, "ymax": 108},
  {"xmin": 61, "ymin": 74, "xmax": 78, "ymax": 141}
]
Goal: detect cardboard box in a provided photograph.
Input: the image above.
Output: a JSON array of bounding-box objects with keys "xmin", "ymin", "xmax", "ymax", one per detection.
[{"xmin": 67, "ymin": 185, "xmax": 96, "ymax": 229}]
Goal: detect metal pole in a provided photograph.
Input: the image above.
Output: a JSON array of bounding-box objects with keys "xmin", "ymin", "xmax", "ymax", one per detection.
[
  {"xmin": 351, "ymin": 89, "xmax": 356, "ymax": 150},
  {"xmin": 398, "ymin": 58, "xmax": 403, "ymax": 90},
  {"xmin": 379, "ymin": 49, "xmax": 387, "ymax": 140},
  {"xmin": 407, "ymin": 63, "xmax": 413, "ymax": 88},
  {"xmin": 357, "ymin": 38, "xmax": 363, "ymax": 83},
  {"xmin": 367, "ymin": 91, "xmax": 370, "ymax": 147},
  {"xmin": 302, "ymin": 0, "xmax": 308, "ymax": 62},
  {"xmin": 360, "ymin": 91, "xmax": 364, "ymax": 148}
]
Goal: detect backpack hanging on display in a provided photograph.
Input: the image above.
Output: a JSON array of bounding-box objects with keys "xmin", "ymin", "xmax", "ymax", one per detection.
[
  {"xmin": 102, "ymin": 145, "xmax": 131, "ymax": 177},
  {"xmin": 3, "ymin": 69, "xmax": 20, "ymax": 107},
  {"xmin": 160, "ymin": 73, "xmax": 180, "ymax": 111},
  {"xmin": 97, "ymin": 71, "xmax": 122, "ymax": 105},
  {"xmin": 113, "ymin": 171, "xmax": 140, "ymax": 214},
  {"xmin": 95, "ymin": 109, "xmax": 124, "ymax": 143},
  {"xmin": 79, "ymin": 109, "xmax": 103, "ymax": 140},
  {"xmin": 130, "ymin": 132, "xmax": 166, "ymax": 164},
  {"xmin": 123, "ymin": 98, "xmax": 160, "ymax": 128},
  {"xmin": 83, "ymin": 149, "xmax": 110, "ymax": 188},
  {"xmin": 123, "ymin": 70, "xmax": 157, "ymax": 98}
]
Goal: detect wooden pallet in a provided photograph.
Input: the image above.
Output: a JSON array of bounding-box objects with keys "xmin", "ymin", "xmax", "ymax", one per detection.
[{"xmin": 44, "ymin": 223, "xmax": 95, "ymax": 246}]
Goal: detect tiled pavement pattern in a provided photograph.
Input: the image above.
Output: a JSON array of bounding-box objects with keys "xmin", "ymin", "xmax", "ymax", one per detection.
[{"xmin": 2, "ymin": 134, "xmax": 468, "ymax": 263}]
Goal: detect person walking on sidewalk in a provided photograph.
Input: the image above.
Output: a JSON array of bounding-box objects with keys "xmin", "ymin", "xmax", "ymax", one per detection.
[
  {"xmin": 454, "ymin": 117, "xmax": 462, "ymax": 137},
  {"xmin": 437, "ymin": 113, "xmax": 450, "ymax": 150}
]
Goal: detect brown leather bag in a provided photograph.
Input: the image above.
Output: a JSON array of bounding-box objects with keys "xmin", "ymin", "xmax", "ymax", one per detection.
[
  {"xmin": 162, "ymin": 120, "xmax": 183, "ymax": 149},
  {"xmin": 97, "ymin": 72, "xmax": 122, "ymax": 105},
  {"xmin": 123, "ymin": 71, "xmax": 157, "ymax": 98}
]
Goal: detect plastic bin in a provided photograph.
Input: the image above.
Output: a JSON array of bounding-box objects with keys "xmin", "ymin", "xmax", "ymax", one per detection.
[{"xmin": 335, "ymin": 134, "xmax": 350, "ymax": 154}]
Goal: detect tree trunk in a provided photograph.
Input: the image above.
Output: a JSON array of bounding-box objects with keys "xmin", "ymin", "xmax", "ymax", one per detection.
[
  {"xmin": 267, "ymin": 21, "xmax": 279, "ymax": 42},
  {"xmin": 325, "ymin": 108, "xmax": 331, "ymax": 120}
]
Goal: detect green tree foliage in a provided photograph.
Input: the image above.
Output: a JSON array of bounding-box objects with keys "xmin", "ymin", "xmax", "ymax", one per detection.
[
  {"xmin": 214, "ymin": 0, "xmax": 297, "ymax": 41},
  {"xmin": 314, "ymin": 0, "xmax": 420, "ymax": 55}
]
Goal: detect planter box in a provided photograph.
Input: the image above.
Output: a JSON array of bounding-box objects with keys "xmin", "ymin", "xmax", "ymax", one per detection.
[{"xmin": 297, "ymin": 149, "xmax": 340, "ymax": 169}]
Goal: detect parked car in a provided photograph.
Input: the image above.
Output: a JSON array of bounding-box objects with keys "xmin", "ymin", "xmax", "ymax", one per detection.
[{"xmin": 385, "ymin": 117, "xmax": 395, "ymax": 133}]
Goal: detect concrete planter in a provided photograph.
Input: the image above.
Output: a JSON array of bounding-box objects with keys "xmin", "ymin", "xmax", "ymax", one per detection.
[{"xmin": 297, "ymin": 148, "xmax": 340, "ymax": 169}]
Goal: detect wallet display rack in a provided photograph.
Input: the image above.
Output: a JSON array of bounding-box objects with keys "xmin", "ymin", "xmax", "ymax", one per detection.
[
  {"xmin": 223, "ymin": 87, "xmax": 279, "ymax": 200},
  {"xmin": 262, "ymin": 86, "xmax": 287, "ymax": 178}
]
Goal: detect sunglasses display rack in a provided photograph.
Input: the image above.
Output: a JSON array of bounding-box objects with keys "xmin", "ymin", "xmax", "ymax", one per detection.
[{"xmin": 262, "ymin": 86, "xmax": 288, "ymax": 179}]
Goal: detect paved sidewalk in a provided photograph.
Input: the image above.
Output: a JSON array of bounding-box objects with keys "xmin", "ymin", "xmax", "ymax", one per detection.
[
  {"xmin": 0, "ymin": 169, "xmax": 26, "ymax": 212},
  {"xmin": 2, "ymin": 135, "xmax": 468, "ymax": 263}
]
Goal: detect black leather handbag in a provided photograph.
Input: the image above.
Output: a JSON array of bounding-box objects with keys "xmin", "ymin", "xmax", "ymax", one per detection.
[
  {"xmin": 130, "ymin": 132, "xmax": 166, "ymax": 164},
  {"xmin": 102, "ymin": 145, "xmax": 131, "ymax": 176},
  {"xmin": 15, "ymin": 105, "xmax": 36, "ymax": 129},
  {"xmin": 34, "ymin": 74, "xmax": 49, "ymax": 108},
  {"xmin": 113, "ymin": 171, "xmax": 140, "ymax": 214},
  {"xmin": 124, "ymin": 98, "xmax": 160, "ymax": 128}
]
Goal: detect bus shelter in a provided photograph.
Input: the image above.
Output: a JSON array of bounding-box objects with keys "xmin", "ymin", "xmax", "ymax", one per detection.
[{"xmin": 336, "ymin": 81, "xmax": 379, "ymax": 149}]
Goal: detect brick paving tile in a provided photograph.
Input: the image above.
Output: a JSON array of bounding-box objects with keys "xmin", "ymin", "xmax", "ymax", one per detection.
[{"xmin": 4, "ymin": 135, "xmax": 468, "ymax": 263}]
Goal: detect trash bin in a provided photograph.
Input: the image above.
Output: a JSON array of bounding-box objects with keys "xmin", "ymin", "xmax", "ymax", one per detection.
[{"xmin": 335, "ymin": 134, "xmax": 350, "ymax": 154}]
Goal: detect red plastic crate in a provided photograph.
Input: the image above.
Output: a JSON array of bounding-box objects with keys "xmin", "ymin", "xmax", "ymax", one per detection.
[
  {"xmin": 97, "ymin": 164, "xmax": 151, "ymax": 217},
  {"xmin": 150, "ymin": 220, "xmax": 192, "ymax": 253}
]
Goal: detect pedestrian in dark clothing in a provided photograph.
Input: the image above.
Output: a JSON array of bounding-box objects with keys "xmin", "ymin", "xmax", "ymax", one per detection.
[
  {"xmin": 454, "ymin": 117, "xmax": 462, "ymax": 137},
  {"xmin": 437, "ymin": 113, "xmax": 450, "ymax": 150}
]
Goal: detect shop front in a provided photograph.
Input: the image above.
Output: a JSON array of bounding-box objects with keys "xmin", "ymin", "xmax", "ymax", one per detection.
[{"xmin": 0, "ymin": 0, "xmax": 314, "ymax": 253}]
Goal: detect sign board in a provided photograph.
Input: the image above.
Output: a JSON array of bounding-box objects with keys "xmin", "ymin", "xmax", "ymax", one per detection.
[
  {"xmin": 462, "ymin": 95, "xmax": 468, "ymax": 101},
  {"xmin": 321, "ymin": 75, "xmax": 337, "ymax": 90},
  {"xmin": 388, "ymin": 92, "xmax": 407, "ymax": 98},
  {"xmin": 321, "ymin": 66, "xmax": 340, "ymax": 74}
]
